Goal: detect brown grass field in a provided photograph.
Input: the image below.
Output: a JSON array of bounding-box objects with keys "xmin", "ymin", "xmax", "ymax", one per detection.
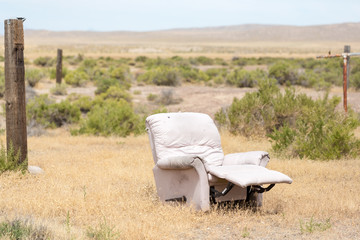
[
  {"xmin": 0, "ymin": 128, "xmax": 359, "ymax": 239},
  {"xmin": 1, "ymin": 26, "xmax": 360, "ymax": 238}
]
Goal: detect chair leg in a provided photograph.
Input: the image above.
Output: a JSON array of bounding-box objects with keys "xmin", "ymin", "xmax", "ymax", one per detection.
[{"xmin": 246, "ymin": 186, "xmax": 263, "ymax": 208}]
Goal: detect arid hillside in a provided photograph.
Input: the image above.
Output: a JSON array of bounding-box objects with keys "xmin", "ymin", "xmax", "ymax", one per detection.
[
  {"xmin": 1, "ymin": 22, "xmax": 360, "ymax": 59},
  {"xmin": 21, "ymin": 22, "xmax": 360, "ymax": 43}
]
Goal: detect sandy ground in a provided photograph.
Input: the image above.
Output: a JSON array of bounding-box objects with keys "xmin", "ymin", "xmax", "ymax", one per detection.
[{"xmin": 130, "ymin": 85, "xmax": 360, "ymax": 117}]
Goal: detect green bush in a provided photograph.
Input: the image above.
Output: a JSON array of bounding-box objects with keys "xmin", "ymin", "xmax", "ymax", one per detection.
[
  {"xmin": 94, "ymin": 66, "xmax": 131, "ymax": 94},
  {"xmin": 137, "ymin": 66, "xmax": 181, "ymax": 86},
  {"xmin": 0, "ymin": 218, "xmax": 52, "ymax": 239},
  {"xmin": 26, "ymin": 68, "xmax": 45, "ymax": 87},
  {"xmin": 33, "ymin": 56, "xmax": 54, "ymax": 67},
  {"xmin": 49, "ymin": 67, "xmax": 68, "ymax": 79},
  {"xmin": 268, "ymin": 61, "xmax": 298, "ymax": 85},
  {"xmin": 75, "ymin": 99, "xmax": 144, "ymax": 137},
  {"xmin": 297, "ymin": 70, "xmax": 331, "ymax": 91},
  {"xmin": 0, "ymin": 143, "xmax": 27, "ymax": 174},
  {"xmin": 79, "ymin": 59, "xmax": 102, "ymax": 81},
  {"xmin": 179, "ymin": 67, "xmax": 202, "ymax": 83},
  {"xmin": 50, "ymin": 84, "xmax": 67, "ymax": 95},
  {"xmin": 64, "ymin": 54, "xmax": 84, "ymax": 65},
  {"xmin": 72, "ymin": 96, "xmax": 93, "ymax": 113},
  {"xmin": 135, "ymin": 56, "xmax": 148, "ymax": 63},
  {"xmin": 0, "ymin": 55, "xmax": 4, "ymax": 62},
  {"xmin": 27, "ymin": 95, "xmax": 81, "ymax": 128},
  {"xmin": 97, "ymin": 86, "xmax": 132, "ymax": 103},
  {"xmin": 226, "ymin": 69, "xmax": 266, "ymax": 88},
  {"xmin": 269, "ymin": 104, "xmax": 360, "ymax": 160},
  {"xmin": 216, "ymin": 78, "xmax": 360, "ymax": 160},
  {"xmin": 350, "ymin": 72, "xmax": 360, "ymax": 90},
  {"xmin": 147, "ymin": 93, "xmax": 158, "ymax": 101},
  {"xmin": 194, "ymin": 56, "xmax": 214, "ymax": 65},
  {"xmin": 205, "ymin": 68, "xmax": 227, "ymax": 79},
  {"xmin": 109, "ymin": 66, "xmax": 131, "ymax": 88},
  {"xmin": 64, "ymin": 69, "xmax": 89, "ymax": 86},
  {"xmin": 95, "ymin": 77, "xmax": 118, "ymax": 94}
]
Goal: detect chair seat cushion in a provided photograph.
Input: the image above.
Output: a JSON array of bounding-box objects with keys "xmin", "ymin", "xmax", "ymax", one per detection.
[{"xmin": 207, "ymin": 165, "xmax": 293, "ymax": 188}]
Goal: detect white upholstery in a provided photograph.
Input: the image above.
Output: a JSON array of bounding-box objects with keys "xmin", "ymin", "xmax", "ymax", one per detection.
[
  {"xmin": 207, "ymin": 165, "xmax": 293, "ymax": 188},
  {"xmin": 146, "ymin": 112, "xmax": 292, "ymax": 210},
  {"xmin": 223, "ymin": 151, "xmax": 270, "ymax": 167},
  {"xmin": 146, "ymin": 112, "xmax": 224, "ymax": 170}
]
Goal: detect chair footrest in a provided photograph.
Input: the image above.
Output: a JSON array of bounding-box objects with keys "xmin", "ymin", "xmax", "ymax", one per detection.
[{"xmin": 208, "ymin": 165, "xmax": 293, "ymax": 188}]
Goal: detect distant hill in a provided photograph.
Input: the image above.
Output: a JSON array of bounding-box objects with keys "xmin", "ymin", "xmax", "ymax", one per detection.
[{"xmin": 17, "ymin": 22, "xmax": 360, "ymax": 44}]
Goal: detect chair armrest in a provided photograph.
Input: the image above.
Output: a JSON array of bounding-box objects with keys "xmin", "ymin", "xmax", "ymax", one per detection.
[
  {"xmin": 157, "ymin": 156, "xmax": 200, "ymax": 170},
  {"xmin": 223, "ymin": 151, "xmax": 270, "ymax": 167}
]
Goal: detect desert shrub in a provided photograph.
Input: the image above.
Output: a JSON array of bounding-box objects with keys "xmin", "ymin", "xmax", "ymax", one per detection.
[
  {"xmin": 135, "ymin": 56, "xmax": 148, "ymax": 63},
  {"xmin": 95, "ymin": 77, "xmax": 119, "ymax": 95},
  {"xmin": 268, "ymin": 61, "xmax": 298, "ymax": 85},
  {"xmin": 33, "ymin": 56, "xmax": 54, "ymax": 67},
  {"xmin": 196, "ymin": 70, "xmax": 210, "ymax": 82},
  {"xmin": 95, "ymin": 75, "xmax": 131, "ymax": 95},
  {"xmin": 64, "ymin": 54, "xmax": 84, "ymax": 65},
  {"xmin": 269, "ymin": 96, "xmax": 360, "ymax": 160},
  {"xmin": 79, "ymin": 59, "xmax": 102, "ymax": 81},
  {"xmin": 216, "ymin": 78, "xmax": 360, "ymax": 160},
  {"xmin": 144, "ymin": 57, "xmax": 176, "ymax": 68},
  {"xmin": 0, "ymin": 55, "xmax": 4, "ymax": 62},
  {"xmin": 147, "ymin": 93, "xmax": 158, "ymax": 101},
  {"xmin": 26, "ymin": 68, "xmax": 45, "ymax": 87},
  {"xmin": 50, "ymin": 84, "xmax": 67, "ymax": 95},
  {"xmin": 350, "ymin": 58, "xmax": 360, "ymax": 74},
  {"xmin": 226, "ymin": 69, "xmax": 266, "ymax": 88},
  {"xmin": 75, "ymin": 99, "xmax": 144, "ymax": 137},
  {"xmin": 0, "ymin": 218, "xmax": 52, "ymax": 239},
  {"xmin": 194, "ymin": 56, "xmax": 214, "ymax": 65},
  {"xmin": 109, "ymin": 67, "xmax": 130, "ymax": 86},
  {"xmin": 64, "ymin": 69, "xmax": 89, "ymax": 86},
  {"xmin": 205, "ymin": 68, "xmax": 227, "ymax": 79},
  {"xmin": 72, "ymin": 96, "xmax": 93, "ymax": 113},
  {"xmin": 137, "ymin": 66, "xmax": 181, "ymax": 86},
  {"xmin": 49, "ymin": 67, "xmax": 68, "ymax": 79},
  {"xmin": 86, "ymin": 218, "xmax": 120, "ymax": 240},
  {"xmin": 297, "ymin": 70, "xmax": 331, "ymax": 90},
  {"xmin": 350, "ymin": 72, "xmax": 360, "ymax": 90},
  {"xmin": 179, "ymin": 67, "xmax": 201, "ymax": 83},
  {"xmin": 95, "ymin": 66, "xmax": 131, "ymax": 94},
  {"xmin": 213, "ymin": 75, "xmax": 225, "ymax": 85},
  {"xmin": 157, "ymin": 89, "xmax": 182, "ymax": 105},
  {"xmin": 0, "ymin": 67, "xmax": 4, "ymax": 98},
  {"xmin": 216, "ymin": 78, "xmax": 281, "ymax": 136},
  {"xmin": 97, "ymin": 86, "xmax": 132, "ymax": 103},
  {"xmin": 214, "ymin": 57, "xmax": 228, "ymax": 66},
  {"xmin": 231, "ymin": 57, "xmax": 247, "ymax": 66},
  {"xmin": 0, "ymin": 144, "xmax": 27, "ymax": 174},
  {"xmin": 27, "ymin": 95, "xmax": 81, "ymax": 128}
]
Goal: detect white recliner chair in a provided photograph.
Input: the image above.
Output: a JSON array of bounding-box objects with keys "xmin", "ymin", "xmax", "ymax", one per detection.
[{"xmin": 146, "ymin": 112, "xmax": 292, "ymax": 211}]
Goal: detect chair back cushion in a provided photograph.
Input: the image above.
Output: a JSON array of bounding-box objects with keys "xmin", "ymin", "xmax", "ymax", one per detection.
[{"xmin": 146, "ymin": 112, "xmax": 224, "ymax": 169}]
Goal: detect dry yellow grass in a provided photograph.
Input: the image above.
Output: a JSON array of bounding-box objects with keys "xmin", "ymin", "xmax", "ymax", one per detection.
[{"xmin": 0, "ymin": 129, "xmax": 359, "ymax": 239}]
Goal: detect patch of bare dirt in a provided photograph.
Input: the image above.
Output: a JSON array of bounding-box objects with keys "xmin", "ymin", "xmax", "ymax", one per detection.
[{"xmin": 131, "ymin": 85, "xmax": 360, "ymax": 117}]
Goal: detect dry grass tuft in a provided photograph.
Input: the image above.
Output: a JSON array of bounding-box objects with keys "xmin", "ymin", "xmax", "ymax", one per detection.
[{"xmin": 0, "ymin": 129, "xmax": 359, "ymax": 239}]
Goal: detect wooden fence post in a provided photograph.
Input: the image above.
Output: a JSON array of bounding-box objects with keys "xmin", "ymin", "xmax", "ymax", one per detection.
[
  {"xmin": 4, "ymin": 19, "xmax": 28, "ymax": 164},
  {"xmin": 56, "ymin": 49, "xmax": 62, "ymax": 84},
  {"xmin": 344, "ymin": 45, "xmax": 351, "ymax": 89}
]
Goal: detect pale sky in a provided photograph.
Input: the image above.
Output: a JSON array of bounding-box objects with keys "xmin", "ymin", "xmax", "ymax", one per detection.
[{"xmin": 1, "ymin": 0, "xmax": 360, "ymax": 33}]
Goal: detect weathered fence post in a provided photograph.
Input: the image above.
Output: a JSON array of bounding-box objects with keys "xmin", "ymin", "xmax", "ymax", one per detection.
[
  {"xmin": 4, "ymin": 19, "xmax": 28, "ymax": 164},
  {"xmin": 316, "ymin": 45, "xmax": 360, "ymax": 113},
  {"xmin": 343, "ymin": 45, "xmax": 351, "ymax": 112},
  {"xmin": 56, "ymin": 49, "xmax": 62, "ymax": 84}
]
